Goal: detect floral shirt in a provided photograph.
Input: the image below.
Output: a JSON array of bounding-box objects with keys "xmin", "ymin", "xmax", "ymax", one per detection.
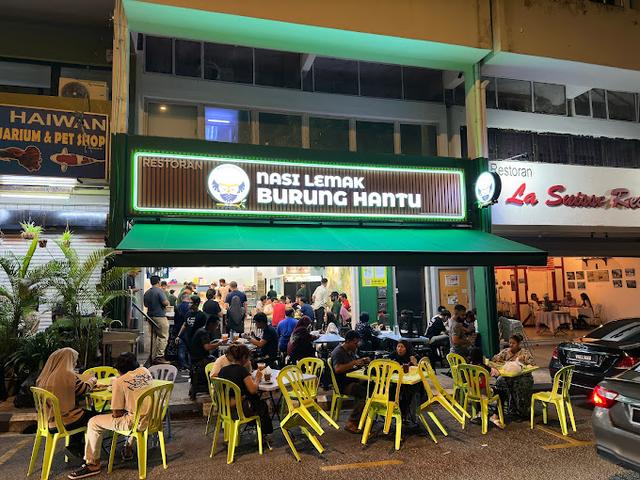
[{"xmin": 492, "ymin": 347, "xmax": 535, "ymax": 366}]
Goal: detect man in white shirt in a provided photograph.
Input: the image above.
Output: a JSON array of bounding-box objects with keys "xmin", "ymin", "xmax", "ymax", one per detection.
[
  {"xmin": 312, "ymin": 278, "xmax": 329, "ymax": 330},
  {"xmin": 69, "ymin": 353, "xmax": 153, "ymax": 479}
]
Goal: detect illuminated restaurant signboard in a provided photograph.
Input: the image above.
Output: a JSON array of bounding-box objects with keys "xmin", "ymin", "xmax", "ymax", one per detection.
[{"xmin": 132, "ymin": 152, "xmax": 467, "ymax": 222}]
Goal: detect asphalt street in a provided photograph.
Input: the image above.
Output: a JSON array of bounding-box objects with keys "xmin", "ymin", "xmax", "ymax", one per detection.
[{"xmin": 1, "ymin": 396, "xmax": 638, "ymax": 480}]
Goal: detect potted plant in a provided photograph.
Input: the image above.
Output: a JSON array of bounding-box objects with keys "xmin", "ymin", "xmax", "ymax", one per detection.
[{"xmin": 19, "ymin": 221, "xmax": 42, "ymax": 240}]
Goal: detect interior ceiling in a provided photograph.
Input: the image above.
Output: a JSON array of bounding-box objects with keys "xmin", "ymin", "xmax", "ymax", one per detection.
[{"xmin": 3, "ymin": 0, "xmax": 114, "ymax": 26}]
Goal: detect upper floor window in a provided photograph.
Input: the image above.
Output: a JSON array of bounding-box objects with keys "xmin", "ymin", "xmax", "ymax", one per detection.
[
  {"xmin": 145, "ymin": 36, "xmax": 172, "ymax": 74},
  {"xmin": 204, "ymin": 43, "xmax": 253, "ymax": 83},
  {"xmin": 313, "ymin": 57, "xmax": 358, "ymax": 96},
  {"xmin": 497, "ymin": 78, "xmax": 532, "ymax": 112},
  {"xmin": 254, "ymin": 49, "xmax": 301, "ymax": 89}
]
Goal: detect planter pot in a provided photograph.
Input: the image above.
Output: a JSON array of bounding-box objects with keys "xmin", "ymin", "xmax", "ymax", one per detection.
[{"xmin": 21, "ymin": 233, "xmax": 36, "ymax": 240}]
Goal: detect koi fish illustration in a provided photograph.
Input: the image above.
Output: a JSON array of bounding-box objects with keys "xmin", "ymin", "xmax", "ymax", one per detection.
[
  {"xmin": 0, "ymin": 145, "xmax": 42, "ymax": 172},
  {"xmin": 50, "ymin": 148, "xmax": 105, "ymax": 172}
]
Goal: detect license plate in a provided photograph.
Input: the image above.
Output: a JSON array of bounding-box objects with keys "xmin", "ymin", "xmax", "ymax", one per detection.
[
  {"xmin": 632, "ymin": 408, "xmax": 640, "ymax": 424},
  {"xmin": 575, "ymin": 354, "xmax": 593, "ymax": 361}
]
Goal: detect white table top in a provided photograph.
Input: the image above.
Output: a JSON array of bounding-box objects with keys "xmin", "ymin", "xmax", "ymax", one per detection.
[
  {"xmin": 252, "ymin": 369, "xmax": 316, "ymax": 392},
  {"xmin": 313, "ymin": 333, "xmax": 345, "ymax": 344},
  {"xmin": 376, "ymin": 331, "xmax": 429, "ymax": 343}
]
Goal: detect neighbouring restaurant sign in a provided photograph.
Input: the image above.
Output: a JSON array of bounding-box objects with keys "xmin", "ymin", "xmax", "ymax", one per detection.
[
  {"xmin": 0, "ymin": 104, "xmax": 108, "ymax": 179},
  {"xmin": 490, "ymin": 160, "xmax": 640, "ymax": 227},
  {"xmin": 132, "ymin": 152, "xmax": 466, "ymax": 222}
]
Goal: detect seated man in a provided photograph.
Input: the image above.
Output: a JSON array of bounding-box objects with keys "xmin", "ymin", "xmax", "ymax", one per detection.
[
  {"xmin": 330, "ymin": 330, "xmax": 370, "ymax": 433},
  {"xmin": 189, "ymin": 316, "xmax": 224, "ymax": 399},
  {"xmin": 248, "ymin": 312, "xmax": 279, "ymax": 368},
  {"xmin": 425, "ymin": 309, "xmax": 450, "ymax": 364},
  {"xmin": 276, "ymin": 307, "xmax": 298, "ymax": 355},
  {"xmin": 69, "ymin": 353, "xmax": 153, "ymax": 479}
]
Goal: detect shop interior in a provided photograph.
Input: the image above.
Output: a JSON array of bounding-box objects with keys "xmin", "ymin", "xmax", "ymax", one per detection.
[{"xmin": 495, "ymin": 256, "xmax": 640, "ymax": 336}]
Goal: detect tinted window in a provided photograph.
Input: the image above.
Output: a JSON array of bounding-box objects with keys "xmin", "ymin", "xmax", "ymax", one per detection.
[
  {"xmin": 145, "ymin": 36, "xmax": 172, "ymax": 74},
  {"xmin": 607, "ymin": 91, "xmax": 636, "ymax": 122},
  {"xmin": 497, "ymin": 78, "xmax": 532, "ymax": 112},
  {"xmin": 453, "ymin": 83, "xmax": 466, "ymax": 106},
  {"xmin": 535, "ymin": 134, "xmax": 570, "ymax": 164},
  {"xmin": 203, "ymin": 43, "xmax": 253, "ymax": 83},
  {"xmin": 572, "ymin": 136, "xmax": 602, "ymax": 166},
  {"xmin": 493, "ymin": 129, "xmax": 533, "ymax": 160},
  {"xmin": 204, "ymin": 107, "xmax": 251, "ymax": 144},
  {"xmin": 309, "ymin": 117, "xmax": 350, "ymax": 151},
  {"xmin": 356, "ymin": 121, "xmax": 394, "ymax": 154},
  {"xmin": 313, "ymin": 57, "xmax": 358, "ymax": 96},
  {"xmin": 402, "ymin": 67, "xmax": 443, "ymax": 102},
  {"xmin": 585, "ymin": 319, "xmax": 640, "ymax": 340},
  {"xmin": 573, "ymin": 91, "xmax": 591, "ymax": 116},
  {"xmin": 591, "ymin": 89, "xmax": 607, "ymax": 119},
  {"xmin": 259, "ymin": 112, "xmax": 301, "ymax": 148},
  {"xmin": 359, "ymin": 62, "xmax": 402, "ymax": 99},
  {"xmin": 255, "ymin": 49, "xmax": 301, "ymax": 89},
  {"xmin": 483, "ymin": 77, "xmax": 497, "ymax": 109},
  {"xmin": 533, "ymin": 82, "xmax": 566, "ymax": 115},
  {"xmin": 174, "ymin": 40, "xmax": 201, "ymax": 78}
]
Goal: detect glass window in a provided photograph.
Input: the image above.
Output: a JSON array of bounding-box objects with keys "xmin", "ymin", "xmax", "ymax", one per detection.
[
  {"xmin": 402, "ymin": 67, "xmax": 443, "ymax": 102},
  {"xmin": 573, "ymin": 91, "xmax": 591, "ymax": 116},
  {"xmin": 259, "ymin": 112, "xmax": 302, "ymax": 148},
  {"xmin": 483, "ymin": 77, "xmax": 497, "ymax": 109},
  {"xmin": 359, "ymin": 62, "xmax": 402, "ymax": 99},
  {"xmin": 591, "ymin": 89, "xmax": 607, "ymax": 119},
  {"xmin": 493, "ymin": 129, "xmax": 533, "ymax": 160},
  {"xmin": 356, "ymin": 121, "xmax": 394, "ymax": 154},
  {"xmin": 607, "ymin": 91, "xmax": 636, "ymax": 122},
  {"xmin": 204, "ymin": 107, "xmax": 251, "ymax": 144},
  {"xmin": 453, "ymin": 83, "xmax": 466, "ymax": 106},
  {"xmin": 533, "ymin": 82, "xmax": 566, "ymax": 115},
  {"xmin": 535, "ymin": 133, "xmax": 570, "ymax": 163},
  {"xmin": 174, "ymin": 40, "xmax": 201, "ymax": 78},
  {"xmin": 145, "ymin": 36, "xmax": 172, "ymax": 74},
  {"xmin": 203, "ymin": 43, "xmax": 253, "ymax": 83},
  {"xmin": 400, "ymin": 124, "xmax": 422, "ymax": 155},
  {"xmin": 313, "ymin": 57, "xmax": 358, "ymax": 96},
  {"xmin": 255, "ymin": 49, "xmax": 301, "ymax": 89},
  {"xmin": 309, "ymin": 117, "xmax": 350, "ymax": 151},
  {"xmin": 497, "ymin": 78, "xmax": 532, "ymax": 112},
  {"xmin": 572, "ymin": 136, "xmax": 602, "ymax": 166},
  {"xmin": 147, "ymin": 103, "xmax": 197, "ymax": 139}
]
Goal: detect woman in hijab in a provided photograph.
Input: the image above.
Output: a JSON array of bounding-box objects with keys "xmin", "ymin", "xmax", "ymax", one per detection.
[
  {"xmin": 227, "ymin": 295, "xmax": 246, "ymax": 335},
  {"xmin": 287, "ymin": 316, "xmax": 316, "ymax": 363},
  {"xmin": 35, "ymin": 348, "xmax": 97, "ymax": 458}
]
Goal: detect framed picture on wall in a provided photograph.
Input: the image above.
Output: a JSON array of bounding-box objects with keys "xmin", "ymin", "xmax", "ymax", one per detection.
[
  {"xmin": 567, "ymin": 272, "xmax": 575, "ymax": 280},
  {"xmin": 575, "ymin": 271, "xmax": 585, "ymax": 280},
  {"xmin": 627, "ymin": 280, "xmax": 637, "ymax": 289},
  {"xmin": 568, "ymin": 281, "xmax": 576, "ymax": 289},
  {"xmin": 612, "ymin": 269, "xmax": 623, "ymax": 279},
  {"xmin": 577, "ymin": 282, "xmax": 586, "ymax": 290},
  {"xmin": 613, "ymin": 279, "xmax": 623, "ymax": 288},
  {"xmin": 587, "ymin": 270, "xmax": 610, "ymax": 282},
  {"xmin": 626, "ymin": 268, "xmax": 636, "ymax": 278}
]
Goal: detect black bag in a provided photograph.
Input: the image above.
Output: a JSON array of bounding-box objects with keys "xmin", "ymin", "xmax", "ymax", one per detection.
[{"xmin": 14, "ymin": 373, "xmax": 37, "ymax": 408}]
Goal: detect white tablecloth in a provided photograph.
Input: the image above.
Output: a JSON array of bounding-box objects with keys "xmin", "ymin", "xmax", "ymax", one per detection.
[{"xmin": 535, "ymin": 311, "xmax": 572, "ymax": 334}]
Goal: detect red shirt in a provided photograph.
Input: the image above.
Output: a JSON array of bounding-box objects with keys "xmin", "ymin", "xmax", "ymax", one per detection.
[
  {"xmin": 342, "ymin": 299, "xmax": 351, "ymax": 311},
  {"xmin": 271, "ymin": 302, "xmax": 286, "ymax": 326}
]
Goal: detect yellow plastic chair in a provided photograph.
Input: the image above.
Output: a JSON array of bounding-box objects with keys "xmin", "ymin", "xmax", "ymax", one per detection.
[
  {"xmin": 28, "ymin": 387, "xmax": 88, "ymax": 480},
  {"xmin": 209, "ymin": 377, "xmax": 262, "ymax": 464},
  {"xmin": 278, "ymin": 365, "xmax": 339, "ymax": 461},
  {"xmin": 458, "ymin": 364, "xmax": 504, "ymax": 435},
  {"xmin": 204, "ymin": 363, "xmax": 217, "ymax": 435},
  {"xmin": 83, "ymin": 366, "xmax": 119, "ymax": 412},
  {"xmin": 296, "ymin": 357, "xmax": 324, "ymax": 399},
  {"xmin": 446, "ymin": 353, "xmax": 468, "ymax": 404},
  {"xmin": 531, "ymin": 365, "xmax": 576, "ymax": 436},
  {"xmin": 416, "ymin": 358, "xmax": 470, "ymax": 443},
  {"xmin": 107, "ymin": 382, "xmax": 174, "ymax": 479},
  {"xmin": 327, "ymin": 359, "xmax": 355, "ymax": 422},
  {"xmin": 358, "ymin": 359, "xmax": 403, "ymax": 450}
]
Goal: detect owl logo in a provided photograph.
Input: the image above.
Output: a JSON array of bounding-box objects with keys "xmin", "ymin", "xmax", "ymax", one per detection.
[{"xmin": 207, "ymin": 163, "xmax": 251, "ymax": 206}]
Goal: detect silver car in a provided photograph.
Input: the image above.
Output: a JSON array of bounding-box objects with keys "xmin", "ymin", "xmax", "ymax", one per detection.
[{"xmin": 592, "ymin": 362, "xmax": 640, "ymax": 473}]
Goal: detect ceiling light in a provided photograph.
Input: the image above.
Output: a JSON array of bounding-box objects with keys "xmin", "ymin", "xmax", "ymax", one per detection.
[
  {"xmin": 207, "ymin": 118, "xmax": 231, "ymax": 124},
  {"xmin": 0, "ymin": 193, "xmax": 70, "ymax": 200},
  {"xmin": 0, "ymin": 175, "xmax": 78, "ymax": 187},
  {"xmin": 159, "ymin": 105, "xmax": 168, "ymax": 112}
]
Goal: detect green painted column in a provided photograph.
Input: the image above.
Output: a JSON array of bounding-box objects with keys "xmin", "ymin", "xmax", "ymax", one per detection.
[{"xmin": 357, "ymin": 267, "xmax": 395, "ymax": 325}]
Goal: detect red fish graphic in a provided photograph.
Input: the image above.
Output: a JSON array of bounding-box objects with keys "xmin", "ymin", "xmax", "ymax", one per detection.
[
  {"xmin": 50, "ymin": 148, "xmax": 105, "ymax": 172},
  {"xmin": 0, "ymin": 145, "xmax": 42, "ymax": 172}
]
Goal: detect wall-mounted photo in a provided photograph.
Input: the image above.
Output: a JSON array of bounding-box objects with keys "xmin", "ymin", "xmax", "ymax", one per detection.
[
  {"xmin": 587, "ymin": 270, "xmax": 609, "ymax": 283},
  {"xmin": 613, "ymin": 279, "xmax": 623, "ymax": 288},
  {"xmin": 627, "ymin": 280, "xmax": 637, "ymax": 289},
  {"xmin": 626, "ymin": 268, "xmax": 636, "ymax": 278},
  {"xmin": 566, "ymin": 272, "xmax": 575, "ymax": 280},
  {"xmin": 567, "ymin": 281, "xmax": 576, "ymax": 289},
  {"xmin": 577, "ymin": 282, "xmax": 586, "ymax": 290},
  {"xmin": 575, "ymin": 271, "xmax": 585, "ymax": 280},
  {"xmin": 611, "ymin": 269, "xmax": 622, "ymax": 279}
]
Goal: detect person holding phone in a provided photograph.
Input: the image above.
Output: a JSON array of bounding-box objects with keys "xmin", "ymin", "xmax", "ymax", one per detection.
[{"xmin": 248, "ymin": 312, "xmax": 279, "ymax": 368}]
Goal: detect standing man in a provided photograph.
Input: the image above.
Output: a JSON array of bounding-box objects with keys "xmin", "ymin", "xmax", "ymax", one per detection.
[
  {"xmin": 218, "ymin": 279, "xmax": 230, "ymax": 303},
  {"xmin": 225, "ymin": 281, "xmax": 248, "ymax": 309},
  {"xmin": 143, "ymin": 275, "xmax": 170, "ymax": 364},
  {"xmin": 267, "ymin": 284, "xmax": 278, "ymax": 301},
  {"xmin": 166, "ymin": 289, "xmax": 177, "ymax": 307},
  {"xmin": 295, "ymin": 283, "xmax": 307, "ymax": 300},
  {"xmin": 312, "ymin": 278, "xmax": 329, "ymax": 330}
]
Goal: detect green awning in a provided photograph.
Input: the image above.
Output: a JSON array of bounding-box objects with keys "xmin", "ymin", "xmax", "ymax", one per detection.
[{"xmin": 115, "ymin": 223, "xmax": 546, "ymax": 267}]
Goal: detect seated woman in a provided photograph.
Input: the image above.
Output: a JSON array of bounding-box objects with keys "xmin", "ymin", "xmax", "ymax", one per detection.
[
  {"xmin": 287, "ymin": 316, "xmax": 316, "ymax": 364},
  {"xmin": 35, "ymin": 347, "xmax": 97, "ymax": 459},
  {"xmin": 218, "ymin": 345, "xmax": 273, "ymax": 438},
  {"xmin": 388, "ymin": 340, "xmax": 417, "ymax": 418},
  {"xmin": 491, "ymin": 334, "xmax": 536, "ymax": 420}
]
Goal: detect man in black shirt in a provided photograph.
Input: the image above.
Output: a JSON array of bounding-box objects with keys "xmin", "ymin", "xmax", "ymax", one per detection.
[
  {"xmin": 266, "ymin": 285, "xmax": 278, "ymax": 301},
  {"xmin": 203, "ymin": 289, "xmax": 222, "ymax": 321},
  {"xmin": 188, "ymin": 317, "xmax": 223, "ymax": 399},
  {"xmin": 143, "ymin": 275, "xmax": 170, "ymax": 364},
  {"xmin": 248, "ymin": 313, "xmax": 279, "ymax": 368},
  {"xmin": 330, "ymin": 330, "xmax": 370, "ymax": 433}
]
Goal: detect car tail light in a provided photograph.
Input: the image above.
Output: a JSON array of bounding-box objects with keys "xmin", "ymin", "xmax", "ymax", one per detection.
[
  {"xmin": 591, "ymin": 385, "xmax": 618, "ymax": 409},
  {"xmin": 551, "ymin": 346, "xmax": 559, "ymax": 360},
  {"xmin": 615, "ymin": 355, "xmax": 639, "ymax": 369}
]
